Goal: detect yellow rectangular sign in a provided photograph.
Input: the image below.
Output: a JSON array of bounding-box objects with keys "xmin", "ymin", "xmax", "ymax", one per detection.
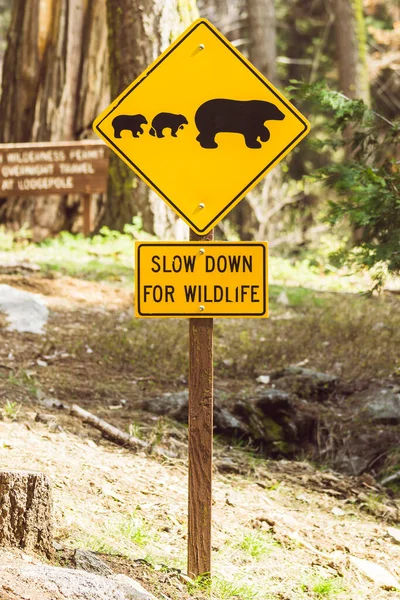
[{"xmin": 135, "ymin": 242, "xmax": 268, "ymax": 318}]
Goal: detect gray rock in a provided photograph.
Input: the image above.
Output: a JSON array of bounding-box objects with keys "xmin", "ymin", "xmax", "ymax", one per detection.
[
  {"xmin": 361, "ymin": 387, "xmax": 400, "ymax": 423},
  {"xmin": 234, "ymin": 389, "xmax": 317, "ymax": 456},
  {"xmin": 255, "ymin": 389, "xmax": 293, "ymax": 415},
  {"xmin": 143, "ymin": 386, "xmax": 318, "ymax": 456},
  {"xmin": 214, "ymin": 406, "xmax": 247, "ymax": 436},
  {"xmin": 270, "ymin": 367, "xmax": 338, "ymax": 401},
  {"xmin": 112, "ymin": 574, "xmax": 157, "ymax": 599},
  {"xmin": 215, "ymin": 458, "xmax": 246, "ymax": 474},
  {"xmin": 142, "ymin": 391, "xmax": 188, "ymax": 421},
  {"xmin": 72, "ymin": 549, "xmax": 113, "ymax": 577},
  {"xmin": 0, "ymin": 561, "xmax": 156, "ymax": 600},
  {"xmin": 0, "ymin": 284, "xmax": 49, "ymax": 334},
  {"xmin": 144, "ymin": 392, "xmax": 249, "ymax": 438},
  {"xmin": 256, "ymin": 375, "xmax": 270, "ymax": 384},
  {"xmin": 38, "ymin": 395, "xmax": 69, "ymax": 410}
]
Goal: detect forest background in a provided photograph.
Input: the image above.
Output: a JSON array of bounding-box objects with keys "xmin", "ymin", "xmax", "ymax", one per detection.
[
  {"xmin": 0, "ymin": 0, "xmax": 398, "ymax": 287},
  {"xmin": 0, "ymin": 2, "xmax": 399, "ymax": 599}
]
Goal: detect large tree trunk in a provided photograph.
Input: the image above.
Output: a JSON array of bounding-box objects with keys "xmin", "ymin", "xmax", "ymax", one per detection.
[
  {"xmin": 197, "ymin": 0, "xmax": 245, "ymax": 46},
  {"xmin": 0, "ymin": 0, "xmax": 109, "ymax": 239},
  {"xmin": 101, "ymin": 0, "xmax": 198, "ymax": 238},
  {"xmin": 231, "ymin": 0, "xmax": 282, "ymax": 242},
  {"xmin": 334, "ymin": 0, "xmax": 369, "ymax": 243},
  {"xmin": 247, "ymin": 0, "xmax": 276, "ymax": 82},
  {"xmin": 0, "ymin": 0, "xmax": 41, "ymax": 143},
  {"xmin": 0, "ymin": 471, "xmax": 53, "ymax": 557},
  {"xmin": 333, "ymin": 0, "xmax": 370, "ymax": 104}
]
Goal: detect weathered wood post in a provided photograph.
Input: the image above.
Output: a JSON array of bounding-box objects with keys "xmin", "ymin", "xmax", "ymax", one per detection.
[
  {"xmin": 188, "ymin": 228, "xmax": 214, "ymax": 578},
  {"xmin": 0, "ymin": 471, "xmax": 53, "ymax": 557},
  {"xmin": 82, "ymin": 194, "xmax": 91, "ymax": 236}
]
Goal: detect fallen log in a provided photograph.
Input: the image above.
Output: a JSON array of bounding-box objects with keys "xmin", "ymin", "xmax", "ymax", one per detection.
[
  {"xmin": 0, "ymin": 470, "xmax": 53, "ymax": 557},
  {"xmin": 70, "ymin": 404, "xmax": 149, "ymax": 451}
]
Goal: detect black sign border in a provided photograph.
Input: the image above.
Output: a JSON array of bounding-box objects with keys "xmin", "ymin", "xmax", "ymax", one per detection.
[
  {"xmin": 95, "ymin": 20, "xmax": 308, "ymax": 234},
  {"xmin": 136, "ymin": 242, "xmax": 268, "ymax": 317}
]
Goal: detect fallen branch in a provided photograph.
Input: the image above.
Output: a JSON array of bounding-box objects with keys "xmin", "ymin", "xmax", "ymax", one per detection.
[
  {"xmin": 380, "ymin": 470, "xmax": 400, "ymax": 486},
  {"xmin": 70, "ymin": 404, "xmax": 149, "ymax": 451}
]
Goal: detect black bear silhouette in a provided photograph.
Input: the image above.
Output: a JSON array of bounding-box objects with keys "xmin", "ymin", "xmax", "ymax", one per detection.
[
  {"xmin": 112, "ymin": 114, "xmax": 147, "ymax": 138},
  {"xmin": 195, "ymin": 99, "xmax": 285, "ymax": 149},
  {"xmin": 149, "ymin": 113, "xmax": 188, "ymax": 138}
]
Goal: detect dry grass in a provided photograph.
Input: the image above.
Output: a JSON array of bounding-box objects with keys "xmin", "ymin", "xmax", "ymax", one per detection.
[
  {"xmin": 1, "ymin": 411, "xmax": 400, "ymax": 599},
  {"xmin": 0, "ymin": 251, "xmax": 400, "ymax": 599},
  {"xmin": 83, "ymin": 287, "xmax": 400, "ymax": 384}
]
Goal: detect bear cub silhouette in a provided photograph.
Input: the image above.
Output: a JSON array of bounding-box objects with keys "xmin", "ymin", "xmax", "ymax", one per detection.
[
  {"xmin": 112, "ymin": 114, "xmax": 147, "ymax": 138},
  {"xmin": 150, "ymin": 113, "xmax": 188, "ymax": 138},
  {"xmin": 195, "ymin": 99, "xmax": 285, "ymax": 149}
]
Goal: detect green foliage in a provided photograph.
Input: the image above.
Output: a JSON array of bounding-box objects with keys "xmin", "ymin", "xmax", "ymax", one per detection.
[
  {"xmin": 188, "ymin": 573, "xmax": 261, "ymax": 600},
  {"xmin": 236, "ymin": 531, "xmax": 278, "ymax": 560},
  {"xmin": 290, "ymin": 81, "xmax": 400, "ymax": 290},
  {"xmin": 78, "ymin": 511, "xmax": 153, "ymax": 556},
  {"xmin": 118, "ymin": 512, "xmax": 151, "ymax": 547},
  {"xmin": 2, "ymin": 400, "xmax": 20, "ymax": 420},
  {"xmin": 300, "ymin": 573, "xmax": 346, "ymax": 598},
  {"xmin": 0, "ymin": 223, "xmax": 153, "ymax": 282},
  {"xmin": 128, "ymin": 421, "xmax": 142, "ymax": 439},
  {"xmin": 212, "ymin": 576, "xmax": 259, "ymax": 600}
]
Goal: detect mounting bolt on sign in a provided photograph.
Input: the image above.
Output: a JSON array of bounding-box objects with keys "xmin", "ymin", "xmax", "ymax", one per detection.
[{"xmin": 93, "ymin": 18, "xmax": 310, "ymax": 580}]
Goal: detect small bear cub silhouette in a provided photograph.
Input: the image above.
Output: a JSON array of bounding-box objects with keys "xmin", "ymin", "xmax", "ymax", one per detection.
[
  {"xmin": 112, "ymin": 114, "xmax": 147, "ymax": 138},
  {"xmin": 195, "ymin": 99, "xmax": 285, "ymax": 149},
  {"xmin": 150, "ymin": 113, "xmax": 188, "ymax": 138}
]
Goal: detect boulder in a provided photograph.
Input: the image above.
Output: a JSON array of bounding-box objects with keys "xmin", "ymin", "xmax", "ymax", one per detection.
[
  {"xmin": 234, "ymin": 389, "xmax": 317, "ymax": 456},
  {"xmin": 72, "ymin": 550, "xmax": 113, "ymax": 577},
  {"xmin": 143, "ymin": 386, "xmax": 318, "ymax": 457},
  {"xmin": 142, "ymin": 391, "xmax": 189, "ymax": 421},
  {"xmin": 0, "ymin": 557, "xmax": 157, "ymax": 600},
  {"xmin": 214, "ymin": 406, "xmax": 247, "ymax": 437},
  {"xmin": 142, "ymin": 390, "xmax": 247, "ymax": 436},
  {"xmin": 360, "ymin": 387, "xmax": 400, "ymax": 423},
  {"xmin": 270, "ymin": 367, "xmax": 338, "ymax": 401},
  {"xmin": 0, "ymin": 284, "xmax": 48, "ymax": 334}
]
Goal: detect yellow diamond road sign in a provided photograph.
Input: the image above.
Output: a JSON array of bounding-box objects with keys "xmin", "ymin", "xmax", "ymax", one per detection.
[{"xmin": 94, "ymin": 19, "xmax": 310, "ymax": 235}]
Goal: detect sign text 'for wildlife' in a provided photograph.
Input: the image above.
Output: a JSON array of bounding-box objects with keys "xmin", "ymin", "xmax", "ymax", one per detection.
[{"xmin": 135, "ymin": 242, "xmax": 268, "ymax": 318}]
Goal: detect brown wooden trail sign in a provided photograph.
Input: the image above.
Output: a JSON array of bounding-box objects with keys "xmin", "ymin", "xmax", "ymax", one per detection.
[
  {"xmin": 93, "ymin": 18, "xmax": 310, "ymax": 581},
  {"xmin": 0, "ymin": 140, "xmax": 109, "ymax": 235}
]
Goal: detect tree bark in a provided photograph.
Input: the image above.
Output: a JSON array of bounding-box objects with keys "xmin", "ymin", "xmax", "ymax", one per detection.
[
  {"xmin": 0, "ymin": 471, "xmax": 53, "ymax": 557},
  {"xmin": 197, "ymin": 0, "xmax": 245, "ymax": 46},
  {"xmin": 247, "ymin": 0, "xmax": 276, "ymax": 83},
  {"xmin": 333, "ymin": 0, "xmax": 370, "ymax": 104},
  {"xmin": 0, "ymin": 0, "xmax": 109, "ymax": 239},
  {"xmin": 334, "ymin": 0, "xmax": 370, "ymax": 242},
  {"xmin": 0, "ymin": 1, "xmax": 41, "ymax": 143},
  {"xmin": 232, "ymin": 0, "xmax": 282, "ymax": 242},
  {"xmin": 101, "ymin": 0, "xmax": 198, "ymax": 237}
]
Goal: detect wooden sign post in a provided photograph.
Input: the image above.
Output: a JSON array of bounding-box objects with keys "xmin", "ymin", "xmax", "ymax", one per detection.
[
  {"xmin": 134, "ymin": 234, "xmax": 269, "ymax": 576},
  {"xmin": 82, "ymin": 194, "xmax": 92, "ymax": 237},
  {"xmin": 94, "ymin": 17, "xmax": 310, "ymax": 581},
  {"xmin": 188, "ymin": 228, "xmax": 214, "ymax": 578}
]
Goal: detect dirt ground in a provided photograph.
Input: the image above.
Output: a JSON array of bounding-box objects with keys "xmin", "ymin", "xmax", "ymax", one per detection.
[{"xmin": 1, "ymin": 272, "xmax": 400, "ymax": 599}]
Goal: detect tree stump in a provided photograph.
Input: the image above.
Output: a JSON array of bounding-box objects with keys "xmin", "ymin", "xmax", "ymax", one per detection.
[{"xmin": 0, "ymin": 471, "xmax": 53, "ymax": 557}]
